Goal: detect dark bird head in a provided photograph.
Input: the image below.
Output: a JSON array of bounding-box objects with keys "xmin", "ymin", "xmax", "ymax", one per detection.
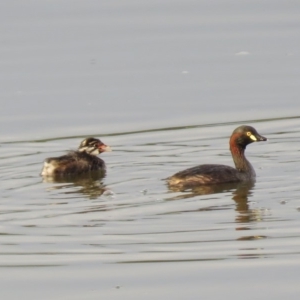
[{"xmin": 230, "ymin": 125, "xmax": 267, "ymax": 149}]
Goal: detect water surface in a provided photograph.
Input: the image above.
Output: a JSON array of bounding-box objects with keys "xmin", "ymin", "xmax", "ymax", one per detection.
[{"xmin": 1, "ymin": 0, "xmax": 300, "ymax": 299}]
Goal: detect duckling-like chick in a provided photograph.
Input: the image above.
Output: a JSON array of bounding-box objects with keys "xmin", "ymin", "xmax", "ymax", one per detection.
[
  {"xmin": 41, "ymin": 137, "xmax": 111, "ymax": 177},
  {"xmin": 166, "ymin": 125, "xmax": 267, "ymax": 189}
]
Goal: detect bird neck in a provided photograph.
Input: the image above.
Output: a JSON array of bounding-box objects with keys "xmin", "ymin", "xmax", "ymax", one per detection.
[
  {"xmin": 230, "ymin": 140, "xmax": 255, "ymax": 176},
  {"xmin": 78, "ymin": 147, "xmax": 99, "ymax": 156}
]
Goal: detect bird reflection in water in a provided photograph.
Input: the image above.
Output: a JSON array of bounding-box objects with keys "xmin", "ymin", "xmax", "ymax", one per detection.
[
  {"xmin": 167, "ymin": 181, "xmax": 265, "ymax": 225},
  {"xmin": 42, "ymin": 171, "xmax": 107, "ymax": 199}
]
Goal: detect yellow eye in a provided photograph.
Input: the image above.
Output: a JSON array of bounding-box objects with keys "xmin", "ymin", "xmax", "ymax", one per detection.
[{"xmin": 247, "ymin": 131, "xmax": 257, "ymax": 141}]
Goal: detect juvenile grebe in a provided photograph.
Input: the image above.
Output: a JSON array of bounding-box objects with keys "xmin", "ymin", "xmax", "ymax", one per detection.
[
  {"xmin": 41, "ymin": 137, "xmax": 111, "ymax": 177},
  {"xmin": 166, "ymin": 125, "xmax": 267, "ymax": 188}
]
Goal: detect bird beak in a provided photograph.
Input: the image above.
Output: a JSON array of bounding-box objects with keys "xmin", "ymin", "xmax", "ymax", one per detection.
[
  {"xmin": 252, "ymin": 134, "xmax": 267, "ymax": 142},
  {"xmin": 98, "ymin": 144, "xmax": 112, "ymax": 152}
]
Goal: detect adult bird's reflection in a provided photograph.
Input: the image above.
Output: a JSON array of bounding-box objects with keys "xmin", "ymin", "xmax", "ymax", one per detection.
[{"xmin": 167, "ymin": 181, "xmax": 261, "ymax": 224}]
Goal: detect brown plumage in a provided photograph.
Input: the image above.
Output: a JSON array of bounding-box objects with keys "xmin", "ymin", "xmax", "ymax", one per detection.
[
  {"xmin": 41, "ymin": 137, "xmax": 111, "ymax": 177},
  {"xmin": 166, "ymin": 125, "xmax": 267, "ymax": 189}
]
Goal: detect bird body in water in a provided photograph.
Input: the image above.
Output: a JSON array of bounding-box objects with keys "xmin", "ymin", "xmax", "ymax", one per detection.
[
  {"xmin": 41, "ymin": 137, "xmax": 111, "ymax": 177},
  {"xmin": 166, "ymin": 125, "xmax": 267, "ymax": 189}
]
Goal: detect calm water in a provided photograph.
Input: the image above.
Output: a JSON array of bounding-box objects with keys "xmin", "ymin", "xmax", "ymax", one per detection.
[{"xmin": 1, "ymin": 1, "xmax": 300, "ymax": 299}]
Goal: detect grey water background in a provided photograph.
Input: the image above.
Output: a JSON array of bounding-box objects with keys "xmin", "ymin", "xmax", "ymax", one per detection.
[{"xmin": 1, "ymin": 0, "xmax": 300, "ymax": 299}]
